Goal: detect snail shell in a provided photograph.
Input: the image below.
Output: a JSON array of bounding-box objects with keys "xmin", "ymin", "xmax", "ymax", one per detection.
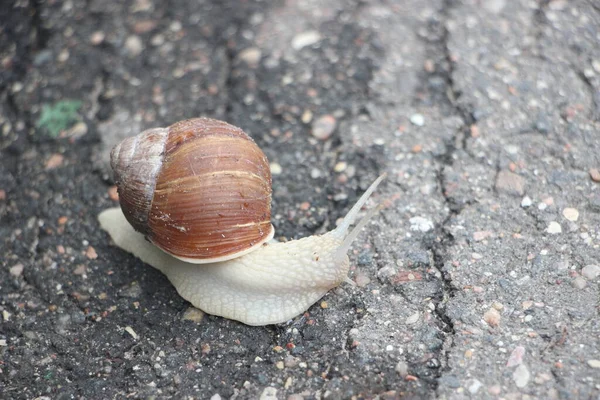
[{"xmin": 110, "ymin": 118, "xmax": 274, "ymax": 264}]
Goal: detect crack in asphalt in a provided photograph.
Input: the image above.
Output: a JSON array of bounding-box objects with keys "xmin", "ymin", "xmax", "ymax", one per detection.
[
  {"xmin": 588, "ymin": 0, "xmax": 600, "ymax": 14},
  {"xmin": 532, "ymin": 0, "xmax": 551, "ymax": 42},
  {"xmin": 533, "ymin": 1, "xmax": 600, "ymax": 122},
  {"xmin": 573, "ymin": 66, "xmax": 600, "ymax": 122},
  {"xmin": 417, "ymin": 0, "xmax": 482, "ymax": 389}
]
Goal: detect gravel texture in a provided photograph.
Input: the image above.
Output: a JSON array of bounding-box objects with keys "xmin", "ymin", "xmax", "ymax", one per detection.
[{"xmin": 1, "ymin": 0, "xmax": 599, "ymax": 399}]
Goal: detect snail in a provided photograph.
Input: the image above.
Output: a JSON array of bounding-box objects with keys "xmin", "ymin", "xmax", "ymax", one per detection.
[{"xmin": 98, "ymin": 117, "xmax": 384, "ymax": 326}]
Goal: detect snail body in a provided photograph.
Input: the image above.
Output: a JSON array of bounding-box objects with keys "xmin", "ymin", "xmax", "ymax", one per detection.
[{"xmin": 99, "ymin": 118, "xmax": 384, "ymax": 326}]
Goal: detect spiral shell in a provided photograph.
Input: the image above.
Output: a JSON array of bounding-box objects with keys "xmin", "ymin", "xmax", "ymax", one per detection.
[{"xmin": 110, "ymin": 118, "xmax": 274, "ymax": 264}]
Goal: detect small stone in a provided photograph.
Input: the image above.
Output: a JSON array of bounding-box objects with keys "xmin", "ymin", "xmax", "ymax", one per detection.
[
  {"xmin": 549, "ymin": 0, "xmax": 568, "ymax": 10},
  {"xmin": 495, "ymin": 171, "xmax": 525, "ymax": 196},
  {"xmin": 9, "ymin": 263, "xmax": 24, "ymax": 277},
  {"xmin": 320, "ymin": 301, "xmax": 328, "ymax": 309},
  {"xmin": 85, "ymin": 246, "xmax": 98, "ymax": 259},
  {"xmin": 125, "ymin": 326, "xmax": 139, "ymax": 340},
  {"xmin": 45, "ymin": 154, "xmax": 64, "ymax": 170},
  {"xmin": 506, "ymin": 346, "xmax": 525, "ymax": 367},
  {"xmin": 405, "ymin": 312, "xmax": 420, "ymax": 325},
  {"xmin": 270, "ymin": 163, "xmax": 282, "ymax": 175},
  {"xmin": 409, "ymin": 216, "xmax": 434, "ymax": 232},
  {"xmin": 284, "ymin": 355, "xmax": 298, "ymax": 368},
  {"xmin": 108, "ymin": 186, "xmax": 119, "ymax": 201},
  {"xmin": 64, "ymin": 121, "xmax": 88, "ymax": 139},
  {"xmin": 292, "ymin": 30, "xmax": 321, "ymax": 50},
  {"xmin": 571, "ymin": 277, "xmax": 587, "ymax": 289},
  {"xmin": 562, "ymin": 208, "xmax": 579, "ymax": 222},
  {"xmin": 334, "ymin": 161, "xmax": 347, "ymax": 173},
  {"xmin": 301, "ymin": 109, "xmax": 313, "ymax": 124},
  {"xmin": 151, "ymin": 34, "xmax": 165, "ymax": 46},
  {"xmin": 275, "ymin": 361, "xmax": 284, "ymax": 370},
  {"xmin": 311, "ymin": 115, "xmax": 337, "ymax": 140},
  {"xmin": 377, "ymin": 265, "xmax": 396, "ymax": 281},
  {"xmin": 589, "ymin": 168, "xmax": 600, "ymax": 182},
  {"xmin": 424, "ymin": 59, "xmax": 435, "ymax": 72},
  {"xmin": 473, "ymin": 231, "xmax": 493, "ymax": 241},
  {"xmin": 0, "ymin": 189, "xmax": 5, "ymax": 200},
  {"xmin": 587, "ymin": 360, "xmax": 600, "ymax": 369},
  {"xmin": 513, "ymin": 364, "xmax": 530, "ymax": 388},
  {"xmin": 410, "ymin": 114, "xmax": 425, "ymax": 126},
  {"xmin": 259, "ymin": 387, "xmax": 278, "ymax": 400},
  {"xmin": 546, "ymin": 221, "xmax": 562, "ymax": 234},
  {"xmin": 468, "ymin": 379, "xmax": 483, "ymax": 394},
  {"xmin": 124, "ymin": 35, "xmax": 144, "ymax": 57},
  {"xmin": 354, "ymin": 272, "xmax": 371, "ymax": 287},
  {"xmin": 73, "ymin": 264, "xmax": 86, "ymax": 275},
  {"xmin": 133, "ymin": 20, "xmax": 157, "ymax": 34},
  {"xmin": 522, "ymin": 301, "xmax": 533, "ymax": 310},
  {"xmin": 521, "ymin": 196, "xmax": 532, "ymax": 208},
  {"xmin": 58, "ymin": 49, "xmax": 69, "ymax": 63},
  {"xmin": 237, "ymin": 47, "xmax": 262, "ymax": 67},
  {"xmin": 90, "ymin": 31, "xmax": 105, "ymax": 45},
  {"xmin": 395, "ymin": 361, "xmax": 408, "ymax": 377},
  {"xmin": 210, "ymin": 395, "xmax": 221, "ymax": 400},
  {"xmin": 488, "ymin": 385, "xmax": 501, "ymax": 395},
  {"xmin": 534, "ymin": 373, "xmax": 552, "ymax": 384},
  {"xmin": 483, "ymin": 0, "xmax": 506, "ymax": 13},
  {"xmin": 182, "ymin": 307, "xmax": 205, "ymax": 323},
  {"xmin": 484, "ymin": 308, "xmax": 501, "ymax": 327},
  {"xmin": 581, "ymin": 265, "xmax": 600, "ymax": 280}
]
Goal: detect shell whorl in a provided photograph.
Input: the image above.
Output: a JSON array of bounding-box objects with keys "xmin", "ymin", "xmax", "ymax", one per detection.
[{"xmin": 111, "ymin": 127, "xmax": 168, "ymax": 235}]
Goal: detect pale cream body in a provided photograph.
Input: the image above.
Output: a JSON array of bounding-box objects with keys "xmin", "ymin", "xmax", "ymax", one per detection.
[{"xmin": 98, "ymin": 175, "xmax": 384, "ymax": 326}]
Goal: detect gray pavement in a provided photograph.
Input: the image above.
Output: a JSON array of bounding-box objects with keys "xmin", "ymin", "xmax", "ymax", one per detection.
[{"xmin": 0, "ymin": 0, "xmax": 598, "ymax": 398}]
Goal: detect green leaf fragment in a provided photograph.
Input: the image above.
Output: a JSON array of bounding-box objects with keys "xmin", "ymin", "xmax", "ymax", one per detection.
[{"xmin": 36, "ymin": 99, "xmax": 83, "ymax": 137}]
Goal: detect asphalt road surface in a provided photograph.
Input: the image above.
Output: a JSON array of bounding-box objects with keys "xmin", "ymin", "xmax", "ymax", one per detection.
[{"xmin": 1, "ymin": 0, "xmax": 599, "ymax": 398}]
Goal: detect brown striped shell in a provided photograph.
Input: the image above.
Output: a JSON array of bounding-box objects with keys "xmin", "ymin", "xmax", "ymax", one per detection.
[{"xmin": 110, "ymin": 118, "xmax": 274, "ymax": 264}]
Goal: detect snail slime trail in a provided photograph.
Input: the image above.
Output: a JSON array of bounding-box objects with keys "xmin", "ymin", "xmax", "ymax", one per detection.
[{"xmin": 99, "ymin": 117, "xmax": 385, "ymax": 326}]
